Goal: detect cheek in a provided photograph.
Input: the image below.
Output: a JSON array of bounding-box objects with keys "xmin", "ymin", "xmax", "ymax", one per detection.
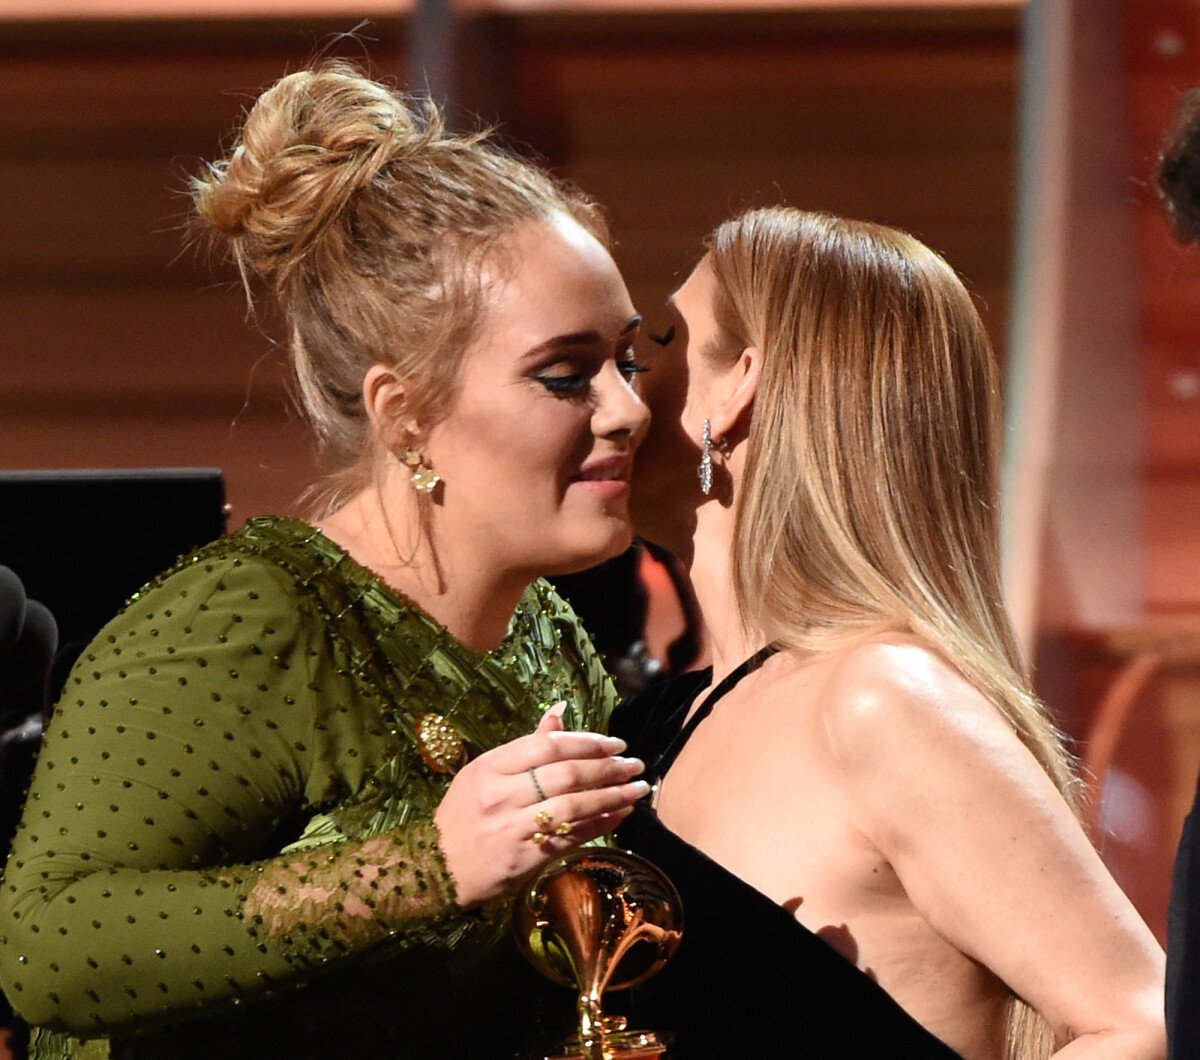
[
  {"xmin": 440, "ymin": 392, "xmax": 590, "ymax": 498},
  {"xmin": 679, "ymin": 349, "xmax": 718, "ymax": 430}
]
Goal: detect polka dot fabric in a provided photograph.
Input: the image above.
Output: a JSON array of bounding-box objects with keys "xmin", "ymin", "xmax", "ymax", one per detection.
[{"xmin": 0, "ymin": 518, "xmax": 616, "ymax": 1059}]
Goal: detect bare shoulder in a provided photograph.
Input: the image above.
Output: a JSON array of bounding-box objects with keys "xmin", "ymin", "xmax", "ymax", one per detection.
[{"xmin": 814, "ymin": 633, "xmax": 1018, "ymax": 775}]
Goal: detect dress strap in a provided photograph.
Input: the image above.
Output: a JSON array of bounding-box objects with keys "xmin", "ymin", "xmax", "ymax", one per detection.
[{"xmin": 648, "ymin": 644, "xmax": 780, "ymax": 784}]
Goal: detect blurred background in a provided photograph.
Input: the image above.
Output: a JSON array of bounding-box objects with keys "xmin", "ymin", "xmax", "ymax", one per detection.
[{"xmin": 0, "ymin": 0, "xmax": 1197, "ymax": 952}]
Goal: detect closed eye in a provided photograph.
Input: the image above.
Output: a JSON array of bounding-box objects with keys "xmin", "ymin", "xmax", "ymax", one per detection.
[
  {"xmin": 618, "ymin": 356, "xmax": 650, "ymax": 383},
  {"xmin": 648, "ymin": 325, "xmax": 675, "ymax": 347},
  {"xmin": 534, "ymin": 372, "xmax": 591, "ymax": 397}
]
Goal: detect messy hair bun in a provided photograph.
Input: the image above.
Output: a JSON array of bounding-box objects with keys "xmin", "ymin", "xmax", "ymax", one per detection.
[
  {"xmin": 193, "ymin": 62, "xmax": 606, "ymax": 510},
  {"xmin": 1158, "ymin": 87, "xmax": 1200, "ymax": 244}
]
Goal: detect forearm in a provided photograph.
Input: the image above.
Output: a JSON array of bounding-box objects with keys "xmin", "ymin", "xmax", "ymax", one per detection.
[
  {"xmin": 0, "ymin": 819, "xmax": 458, "ymax": 1036},
  {"xmin": 1050, "ymin": 1021, "xmax": 1166, "ymax": 1059}
]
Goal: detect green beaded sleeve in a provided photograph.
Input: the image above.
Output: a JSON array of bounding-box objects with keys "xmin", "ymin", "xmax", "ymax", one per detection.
[{"xmin": 0, "ymin": 549, "xmax": 462, "ymax": 1038}]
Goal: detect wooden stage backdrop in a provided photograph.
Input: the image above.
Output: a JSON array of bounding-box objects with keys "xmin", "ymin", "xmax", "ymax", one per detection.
[{"xmin": 0, "ymin": 7, "xmax": 1019, "ymax": 520}]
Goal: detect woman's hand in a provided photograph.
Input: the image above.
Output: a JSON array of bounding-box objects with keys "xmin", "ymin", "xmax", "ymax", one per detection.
[{"xmin": 434, "ymin": 704, "xmax": 648, "ymax": 907}]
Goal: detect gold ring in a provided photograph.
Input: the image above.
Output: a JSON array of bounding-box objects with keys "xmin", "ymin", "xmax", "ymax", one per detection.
[
  {"xmin": 554, "ymin": 821, "xmax": 573, "ymax": 837},
  {"xmin": 534, "ymin": 810, "xmax": 553, "ymax": 830},
  {"xmin": 531, "ymin": 832, "xmax": 549, "ymax": 846},
  {"xmin": 528, "ymin": 767, "xmax": 547, "ymax": 803}
]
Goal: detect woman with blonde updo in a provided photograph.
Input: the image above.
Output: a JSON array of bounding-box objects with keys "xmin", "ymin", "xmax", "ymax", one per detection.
[
  {"xmin": 613, "ymin": 207, "xmax": 1165, "ymax": 1057},
  {"xmin": 0, "ymin": 63, "xmax": 651, "ymax": 1059}
]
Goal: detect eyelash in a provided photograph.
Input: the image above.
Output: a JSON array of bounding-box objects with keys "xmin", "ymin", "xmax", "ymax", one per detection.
[
  {"xmin": 534, "ymin": 349, "xmax": 649, "ymax": 397},
  {"xmin": 619, "ymin": 358, "xmax": 650, "ymax": 382},
  {"xmin": 648, "ymin": 325, "xmax": 675, "ymax": 346},
  {"xmin": 535, "ymin": 374, "xmax": 591, "ymax": 396}
]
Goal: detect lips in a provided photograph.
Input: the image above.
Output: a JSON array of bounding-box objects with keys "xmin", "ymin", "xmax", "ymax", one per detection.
[{"xmin": 569, "ymin": 457, "xmax": 630, "ymax": 484}]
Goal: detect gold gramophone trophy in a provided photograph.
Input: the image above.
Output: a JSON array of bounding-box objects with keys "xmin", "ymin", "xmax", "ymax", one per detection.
[{"xmin": 513, "ymin": 847, "xmax": 683, "ymax": 1060}]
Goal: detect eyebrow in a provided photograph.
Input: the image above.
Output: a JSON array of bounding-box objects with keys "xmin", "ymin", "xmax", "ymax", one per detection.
[{"xmin": 521, "ymin": 315, "xmax": 642, "ymax": 362}]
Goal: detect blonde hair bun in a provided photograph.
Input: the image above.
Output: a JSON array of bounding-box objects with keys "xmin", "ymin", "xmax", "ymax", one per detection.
[{"xmin": 193, "ymin": 62, "xmax": 432, "ymax": 289}]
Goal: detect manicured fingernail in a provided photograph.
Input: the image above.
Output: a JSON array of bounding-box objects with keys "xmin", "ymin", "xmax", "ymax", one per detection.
[
  {"xmin": 602, "ymin": 735, "xmax": 627, "ymax": 751},
  {"xmin": 625, "ymin": 780, "xmax": 650, "ymax": 796},
  {"xmin": 617, "ymin": 757, "xmax": 644, "ymax": 772},
  {"xmin": 548, "ymin": 702, "xmax": 567, "ymax": 718}
]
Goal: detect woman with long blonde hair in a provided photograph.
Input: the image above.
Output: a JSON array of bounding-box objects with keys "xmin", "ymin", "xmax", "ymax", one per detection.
[{"xmin": 614, "ymin": 206, "xmax": 1165, "ymax": 1058}]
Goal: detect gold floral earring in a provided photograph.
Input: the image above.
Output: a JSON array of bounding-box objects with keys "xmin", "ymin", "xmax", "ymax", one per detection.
[{"xmin": 404, "ymin": 448, "xmax": 441, "ymax": 494}]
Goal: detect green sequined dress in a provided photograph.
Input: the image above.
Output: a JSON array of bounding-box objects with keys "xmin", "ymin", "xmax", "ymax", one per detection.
[{"xmin": 0, "ymin": 517, "xmax": 616, "ymax": 1059}]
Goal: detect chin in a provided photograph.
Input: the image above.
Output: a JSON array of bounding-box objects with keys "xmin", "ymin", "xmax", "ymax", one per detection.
[{"xmin": 541, "ymin": 521, "xmax": 634, "ymax": 578}]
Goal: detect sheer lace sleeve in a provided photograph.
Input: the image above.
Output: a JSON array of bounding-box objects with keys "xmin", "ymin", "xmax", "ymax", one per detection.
[
  {"xmin": 239, "ymin": 819, "xmax": 455, "ymax": 952},
  {"xmin": 0, "ymin": 552, "xmax": 459, "ymax": 1038}
]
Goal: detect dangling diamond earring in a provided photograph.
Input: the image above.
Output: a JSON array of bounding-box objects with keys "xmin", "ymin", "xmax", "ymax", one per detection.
[
  {"xmin": 698, "ymin": 419, "xmax": 714, "ymax": 496},
  {"xmin": 404, "ymin": 449, "xmax": 441, "ymax": 494}
]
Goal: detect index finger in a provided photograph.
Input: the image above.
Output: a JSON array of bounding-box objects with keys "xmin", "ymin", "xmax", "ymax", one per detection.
[{"xmin": 486, "ymin": 729, "xmax": 627, "ymax": 776}]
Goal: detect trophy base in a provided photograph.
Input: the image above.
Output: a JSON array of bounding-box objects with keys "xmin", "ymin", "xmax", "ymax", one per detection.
[{"xmin": 549, "ymin": 1029, "xmax": 668, "ymax": 1060}]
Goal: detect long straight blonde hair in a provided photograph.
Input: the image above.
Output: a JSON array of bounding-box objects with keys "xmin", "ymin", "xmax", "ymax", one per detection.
[{"xmin": 707, "ymin": 207, "xmax": 1079, "ymax": 1059}]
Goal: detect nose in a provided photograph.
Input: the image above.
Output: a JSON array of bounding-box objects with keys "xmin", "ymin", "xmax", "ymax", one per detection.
[{"xmin": 592, "ymin": 361, "xmax": 651, "ymax": 445}]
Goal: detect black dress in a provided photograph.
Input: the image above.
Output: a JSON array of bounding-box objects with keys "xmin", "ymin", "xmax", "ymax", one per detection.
[
  {"xmin": 610, "ymin": 660, "xmax": 962, "ymax": 1059},
  {"xmin": 1167, "ymin": 773, "xmax": 1200, "ymax": 1060}
]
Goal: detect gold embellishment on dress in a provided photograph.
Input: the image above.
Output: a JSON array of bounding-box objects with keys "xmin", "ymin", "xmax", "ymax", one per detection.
[{"xmin": 415, "ymin": 713, "xmax": 467, "ymax": 774}]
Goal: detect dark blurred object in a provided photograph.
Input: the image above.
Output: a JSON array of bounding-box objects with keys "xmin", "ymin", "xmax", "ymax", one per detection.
[
  {"xmin": 0, "ymin": 567, "xmax": 24, "ymax": 656},
  {"xmin": 642, "ymin": 541, "xmax": 703, "ymax": 679},
  {"xmin": 0, "ymin": 469, "xmax": 227, "ymax": 698},
  {"xmin": 0, "ymin": 570, "xmax": 56, "ymax": 851},
  {"xmin": 551, "ymin": 540, "xmax": 701, "ymax": 697},
  {"xmin": 1168, "ymin": 777, "xmax": 1199, "ymax": 1060},
  {"xmin": 1158, "ymin": 87, "xmax": 1200, "ymax": 244},
  {"xmin": 0, "ymin": 599, "xmax": 57, "ymax": 727},
  {"xmin": 0, "ymin": 566, "xmax": 56, "ymax": 794},
  {"xmin": 0, "ymin": 564, "xmax": 58, "ymax": 1060}
]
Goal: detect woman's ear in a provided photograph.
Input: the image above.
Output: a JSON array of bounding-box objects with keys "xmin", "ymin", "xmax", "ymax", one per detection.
[
  {"xmin": 710, "ymin": 345, "xmax": 762, "ymax": 443},
  {"xmin": 363, "ymin": 364, "xmax": 421, "ymax": 452}
]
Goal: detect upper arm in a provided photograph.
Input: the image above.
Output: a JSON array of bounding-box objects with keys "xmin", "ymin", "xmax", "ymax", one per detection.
[
  {"xmin": 823, "ymin": 643, "xmax": 1164, "ymax": 1045},
  {"xmin": 13, "ymin": 553, "xmax": 317, "ymax": 879},
  {"xmin": 0, "ymin": 554, "xmax": 377, "ymax": 1032}
]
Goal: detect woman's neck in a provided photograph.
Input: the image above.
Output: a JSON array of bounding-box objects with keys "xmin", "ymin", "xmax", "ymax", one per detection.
[
  {"xmin": 317, "ymin": 471, "xmax": 527, "ymax": 655},
  {"xmin": 687, "ymin": 497, "xmax": 765, "ymax": 685}
]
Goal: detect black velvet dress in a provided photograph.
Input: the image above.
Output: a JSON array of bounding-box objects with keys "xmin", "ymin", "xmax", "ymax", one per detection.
[
  {"xmin": 610, "ymin": 661, "xmax": 962, "ymax": 1059},
  {"xmin": 1167, "ymin": 773, "xmax": 1200, "ymax": 1060}
]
